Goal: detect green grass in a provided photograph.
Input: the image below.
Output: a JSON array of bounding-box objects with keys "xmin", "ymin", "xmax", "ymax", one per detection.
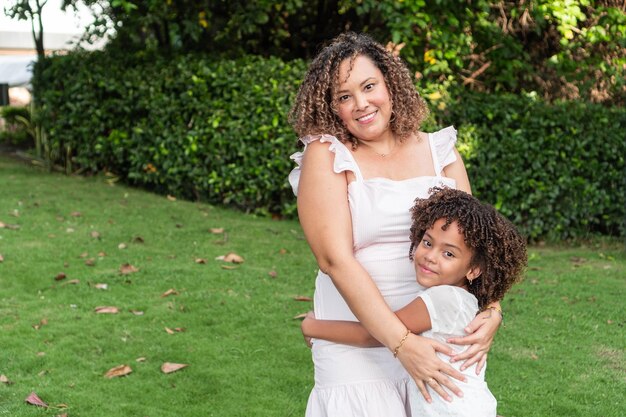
[{"xmin": 0, "ymin": 154, "xmax": 624, "ymax": 417}]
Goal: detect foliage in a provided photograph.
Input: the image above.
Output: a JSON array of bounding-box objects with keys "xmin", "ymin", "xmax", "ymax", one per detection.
[
  {"xmin": 441, "ymin": 91, "xmax": 626, "ymax": 241},
  {"xmin": 0, "ymin": 155, "xmax": 625, "ymax": 416},
  {"xmin": 0, "ymin": 106, "xmax": 34, "ymax": 146},
  {"xmin": 35, "ymin": 51, "xmax": 624, "ymax": 239},
  {"xmin": 35, "ymin": 51, "xmax": 306, "ymax": 216},
  {"xmin": 59, "ymin": 0, "xmax": 626, "ymax": 104}
]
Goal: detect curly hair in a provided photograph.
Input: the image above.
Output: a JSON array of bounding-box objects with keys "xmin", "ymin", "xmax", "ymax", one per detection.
[
  {"xmin": 409, "ymin": 187, "xmax": 528, "ymax": 310},
  {"xmin": 288, "ymin": 32, "xmax": 429, "ymax": 148}
]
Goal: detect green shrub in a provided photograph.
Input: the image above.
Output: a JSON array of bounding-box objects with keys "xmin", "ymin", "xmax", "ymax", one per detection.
[
  {"xmin": 0, "ymin": 105, "xmax": 34, "ymax": 146},
  {"xmin": 35, "ymin": 52, "xmax": 624, "ymax": 240},
  {"xmin": 441, "ymin": 92, "xmax": 626, "ymax": 240}
]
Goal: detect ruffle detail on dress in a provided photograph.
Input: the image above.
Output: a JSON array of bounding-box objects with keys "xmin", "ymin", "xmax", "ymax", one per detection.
[
  {"xmin": 288, "ymin": 134, "xmax": 359, "ymax": 196},
  {"xmin": 306, "ymin": 378, "xmax": 412, "ymax": 417},
  {"xmin": 431, "ymin": 126, "xmax": 458, "ymax": 176}
]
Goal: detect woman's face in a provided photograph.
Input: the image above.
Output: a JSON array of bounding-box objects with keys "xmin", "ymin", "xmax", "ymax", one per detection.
[{"xmin": 333, "ymin": 55, "xmax": 393, "ymax": 142}]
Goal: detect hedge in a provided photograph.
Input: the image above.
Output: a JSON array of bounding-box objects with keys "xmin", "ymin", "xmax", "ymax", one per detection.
[{"xmin": 35, "ymin": 52, "xmax": 625, "ymax": 240}]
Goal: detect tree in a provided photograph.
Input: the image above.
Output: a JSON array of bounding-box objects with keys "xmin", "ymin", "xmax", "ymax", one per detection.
[{"xmin": 4, "ymin": 0, "xmax": 48, "ymax": 59}]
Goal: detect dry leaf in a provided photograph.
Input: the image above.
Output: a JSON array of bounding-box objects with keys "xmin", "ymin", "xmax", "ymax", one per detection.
[
  {"xmin": 293, "ymin": 313, "xmax": 308, "ymax": 319},
  {"xmin": 166, "ymin": 195, "xmax": 177, "ymax": 201},
  {"xmin": 161, "ymin": 362, "xmax": 188, "ymax": 374},
  {"xmin": 0, "ymin": 374, "xmax": 12, "ymax": 384},
  {"xmin": 132, "ymin": 236, "xmax": 145, "ymax": 243},
  {"xmin": 98, "ymin": 251, "xmax": 107, "ymax": 257},
  {"xmin": 85, "ymin": 258, "xmax": 96, "ymax": 266},
  {"xmin": 0, "ymin": 221, "xmax": 4, "ymax": 228},
  {"xmin": 70, "ymin": 211, "xmax": 82, "ymax": 217},
  {"xmin": 25, "ymin": 392, "xmax": 48, "ymax": 407},
  {"xmin": 161, "ymin": 288, "xmax": 179, "ymax": 298},
  {"xmin": 216, "ymin": 252, "xmax": 244, "ymax": 263},
  {"xmin": 165, "ymin": 327, "xmax": 185, "ymax": 334},
  {"xmin": 220, "ymin": 265, "xmax": 237, "ymax": 270},
  {"xmin": 165, "ymin": 327, "xmax": 175, "ymax": 335},
  {"xmin": 118, "ymin": 243, "xmax": 127, "ymax": 249},
  {"xmin": 33, "ymin": 318, "xmax": 48, "ymax": 330},
  {"xmin": 279, "ymin": 248, "xmax": 287, "ymax": 254},
  {"xmin": 64, "ymin": 279, "xmax": 80, "ymax": 285},
  {"xmin": 94, "ymin": 283, "xmax": 108, "ymax": 290},
  {"xmin": 95, "ymin": 306, "xmax": 119, "ymax": 314},
  {"xmin": 210, "ymin": 228, "xmax": 224, "ymax": 234},
  {"xmin": 195, "ymin": 258, "xmax": 207, "ymax": 264},
  {"xmin": 79, "ymin": 252, "xmax": 89, "ymax": 258},
  {"xmin": 120, "ymin": 263, "xmax": 139, "ymax": 274},
  {"xmin": 55, "ymin": 272, "xmax": 67, "ymax": 281},
  {"xmin": 91, "ymin": 231, "xmax": 101, "ymax": 239},
  {"xmin": 136, "ymin": 357, "xmax": 146, "ymax": 362},
  {"xmin": 130, "ymin": 310, "xmax": 144, "ymax": 316},
  {"xmin": 294, "ymin": 296, "xmax": 313, "ymax": 302},
  {"xmin": 0, "ymin": 254, "xmax": 4, "ymax": 262},
  {"xmin": 104, "ymin": 364, "xmax": 132, "ymax": 378},
  {"xmin": 3, "ymin": 223, "xmax": 20, "ymax": 230},
  {"xmin": 268, "ymin": 270, "xmax": 277, "ymax": 278},
  {"xmin": 56, "ymin": 413, "xmax": 68, "ymax": 417}
]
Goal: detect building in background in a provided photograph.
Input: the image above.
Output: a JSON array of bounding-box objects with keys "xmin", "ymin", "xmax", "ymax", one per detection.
[{"xmin": 0, "ymin": 0, "xmax": 103, "ymax": 106}]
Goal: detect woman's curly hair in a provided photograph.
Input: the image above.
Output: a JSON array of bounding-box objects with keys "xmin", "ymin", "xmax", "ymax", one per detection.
[
  {"xmin": 409, "ymin": 187, "xmax": 528, "ymax": 310},
  {"xmin": 288, "ymin": 32, "xmax": 428, "ymax": 148}
]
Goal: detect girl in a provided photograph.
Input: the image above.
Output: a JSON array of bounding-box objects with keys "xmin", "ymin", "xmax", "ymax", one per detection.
[{"xmin": 301, "ymin": 187, "xmax": 527, "ymax": 416}]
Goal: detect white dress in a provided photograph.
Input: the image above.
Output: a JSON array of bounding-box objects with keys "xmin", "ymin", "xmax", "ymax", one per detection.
[
  {"xmin": 413, "ymin": 286, "xmax": 497, "ymax": 417},
  {"xmin": 289, "ymin": 126, "xmax": 458, "ymax": 417}
]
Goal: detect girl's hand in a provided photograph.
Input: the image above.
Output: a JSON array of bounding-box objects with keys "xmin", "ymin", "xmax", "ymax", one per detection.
[
  {"xmin": 447, "ymin": 308, "xmax": 502, "ymax": 373},
  {"xmin": 396, "ymin": 334, "xmax": 466, "ymax": 403},
  {"xmin": 301, "ymin": 311, "xmax": 316, "ymax": 348}
]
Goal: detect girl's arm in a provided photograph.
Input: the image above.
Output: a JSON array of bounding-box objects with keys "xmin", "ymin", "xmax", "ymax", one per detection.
[
  {"xmin": 298, "ymin": 141, "xmax": 464, "ymax": 403},
  {"xmin": 302, "ymin": 298, "xmax": 432, "ymax": 348},
  {"xmin": 443, "ymin": 148, "xmax": 502, "ymax": 373}
]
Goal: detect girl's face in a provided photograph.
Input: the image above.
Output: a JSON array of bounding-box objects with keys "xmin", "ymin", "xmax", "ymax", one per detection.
[
  {"xmin": 413, "ymin": 219, "xmax": 481, "ymax": 289},
  {"xmin": 333, "ymin": 55, "xmax": 393, "ymax": 142}
]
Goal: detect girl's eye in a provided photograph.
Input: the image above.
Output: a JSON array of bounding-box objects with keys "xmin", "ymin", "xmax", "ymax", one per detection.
[
  {"xmin": 443, "ymin": 251, "xmax": 455, "ymax": 258},
  {"xmin": 422, "ymin": 239, "xmax": 431, "ymax": 247}
]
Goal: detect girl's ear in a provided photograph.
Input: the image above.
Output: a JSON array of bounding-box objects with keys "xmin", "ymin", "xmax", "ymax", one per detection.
[{"xmin": 466, "ymin": 265, "xmax": 482, "ymax": 281}]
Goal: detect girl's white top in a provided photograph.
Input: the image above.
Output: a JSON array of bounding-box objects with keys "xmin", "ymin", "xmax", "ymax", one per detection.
[{"xmin": 290, "ymin": 127, "xmax": 494, "ymax": 416}]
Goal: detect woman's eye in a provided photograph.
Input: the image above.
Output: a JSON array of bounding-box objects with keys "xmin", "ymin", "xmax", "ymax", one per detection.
[
  {"xmin": 338, "ymin": 95, "xmax": 350, "ymax": 102},
  {"xmin": 364, "ymin": 83, "xmax": 374, "ymax": 91}
]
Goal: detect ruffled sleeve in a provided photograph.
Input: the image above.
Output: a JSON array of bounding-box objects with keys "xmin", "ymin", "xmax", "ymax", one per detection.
[
  {"xmin": 288, "ymin": 134, "xmax": 360, "ymax": 196},
  {"xmin": 430, "ymin": 126, "xmax": 458, "ymax": 176}
]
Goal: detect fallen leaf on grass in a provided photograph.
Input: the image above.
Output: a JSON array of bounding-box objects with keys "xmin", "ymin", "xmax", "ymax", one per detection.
[
  {"xmin": 136, "ymin": 357, "xmax": 146, "ymax": 362},
  {"xmin": 161, "ymin": 288, "xmax": 179, "ymax": 297},
  {"xmin": 104, "ymin": 364, "xmax": 132, "ymax": 378},
  {"xmin": 215, "ymin": 252, "xmax": 244, "ymax": 263},
  {"xmin": 167, "ymin": 195, "xmax": 177, "ymax": 201},
  {"xmin": 0, "ymin": 374, "xmax": 12, "ymax": 384},
  {"xmin": 195, "ymin": 258, "xmax": 207, "ymax": 264},
  {"xmin": 25, "ymin": 392, "xmax": 48, "ymax": 407},
  {"xmin": 293, "ymin": 296, "xmax": 312, "ymax": 302},
  {"xmin": 130, "ymin": 310, "xmax": 144, "ymax": 316},
  {"xmin": 79, "ymin": 252, "xmax": 89, "ymax": 258},
  {"xmin": 33, "ymin": 318, "xmax": 48, "ymax": 330},
  {"xmin": 94, "ymin": 283, "xmax": 108, "ymax": 290},
  {"xmin": 85, "ymin": 258, "xmax": 96, "ymax": 266},
  {"xmin": 118, "ymin": 243, "xmax": 127, "ymax": 250},
  {"xmin": 220, "ymin": 265, "xmax": 238, "ymax": 270},
  {"xmin": 293, "ymin": 313, "xmax": 308, "ymax": 319},
  {"xmin": 161, "ymin": 362, "xmax": 188, "ymax": 374},
  {"xmin": 63, "ymin": 279, "xmax": 80, "ymax": 285},
  {"xmin": 91, "ymin": 231, "xmax": 101, "ymax": 239},
  {"xmin": 119, "ymin": 263, "xmax": 139, "ymax": 274},
  {"xmin": 268, "ymin": 270, "xmax": 277, "ymax": 278},
  {"xmin": 70, "ymin": 211, "xmax": 82, "ymax": 217},
  {"xmin": 210, "ymin": 228, "xmax": 224, "ymax": 234},
  {"xmin": 1, "ymin": 223, "xmax": 20, "ymax": 230},
  {"xmin": 165, "ymin": 327, "xmax": 186, "ymax": 334},
  {"xmin": 0, "ymin": 254, "xmax": 4, "ymax": 262},
  {"xmin": 279, "ymin": 248, "xmax": 287, "ymax": 254},
  {"xmin": 132, "ymin": 236, "xmax": 145, "ymax": 243},
  {"xmin": 95, "ymin": 306, "xmax": 119, "ymax": 314},
  {"xmin": 54, "ymin": 272, "xmax": 67, "ymax": 281}
]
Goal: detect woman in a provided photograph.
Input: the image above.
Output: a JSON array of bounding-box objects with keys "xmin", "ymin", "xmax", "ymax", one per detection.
[{"xmin": 288, "ymin": 32, "xmax": 502, "ymax": 416}]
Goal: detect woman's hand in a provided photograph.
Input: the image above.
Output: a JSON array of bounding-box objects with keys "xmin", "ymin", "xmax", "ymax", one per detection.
[
  {"xmin": 447, "ymin": 308, "xmax": 502, "ymax": 373},
  {"xmin": 396, "ymin": 334, "xmax": 466, "ymax": 403}
]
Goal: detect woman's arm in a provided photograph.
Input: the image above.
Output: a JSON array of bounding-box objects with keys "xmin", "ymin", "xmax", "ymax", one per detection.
[
  {"xmin": 298, "ymin": 141, "xmax": 465, "ymax": 402},
  {"xmin": 301, "ymin": 298, "xmax": 432, "ymax": 348}
]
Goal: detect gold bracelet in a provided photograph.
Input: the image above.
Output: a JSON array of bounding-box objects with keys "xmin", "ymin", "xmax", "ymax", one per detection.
[
  {"xmin": 486, "ymin": 306, "xmax": 504, "ymax": 321},
  {"xmin": 393, "ymin": 329, "xmax": 411, "ymax": 358}
]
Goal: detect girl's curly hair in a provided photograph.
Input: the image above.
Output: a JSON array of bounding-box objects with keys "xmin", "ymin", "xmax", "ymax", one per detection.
[
  {"xmin": 409, "ymin": 187, "xmax": 528, "ymax": 310},
  {"xmin": 288, "ymin": 32, "xmax": 428, "ymax": 148}
]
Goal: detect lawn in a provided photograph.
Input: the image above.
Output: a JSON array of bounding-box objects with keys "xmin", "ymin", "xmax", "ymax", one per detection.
[{"xmin": 0, "ymin": 154, "xmax": 624, "ymax": 417}]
